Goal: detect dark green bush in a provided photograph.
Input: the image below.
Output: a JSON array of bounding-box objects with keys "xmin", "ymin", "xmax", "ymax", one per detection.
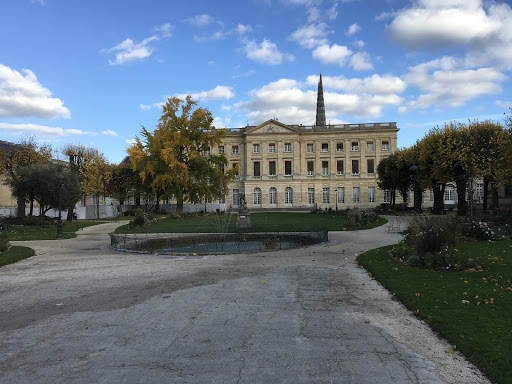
[{"xmin": 0, "ymin": 234, "xmax": 10, "ymax": 253}]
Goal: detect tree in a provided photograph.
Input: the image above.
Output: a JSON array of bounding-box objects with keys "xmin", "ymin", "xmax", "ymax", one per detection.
[
  {"xmin": 1, "ymin": 139, "xmax": 52, "ymax": 217},
  {"xmin": 377, "ymin": 154, "xmax": 398, "ymax": 206},
  {"xmin": 127, "ymin": 96, "xmax": 236, "ymax": 215}
]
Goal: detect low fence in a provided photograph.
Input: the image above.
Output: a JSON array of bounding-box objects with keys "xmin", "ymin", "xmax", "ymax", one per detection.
[{"xmin": 109, "ymin": 230, "xmax": 328, "ymax": 255}]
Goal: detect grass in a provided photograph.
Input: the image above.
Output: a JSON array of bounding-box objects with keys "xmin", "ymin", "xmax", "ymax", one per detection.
[
  {"xmin": 115, "ymin": 212, "xmax": 388, "ymax": 233},
  {"xmin": 0, "ymin": 246, "xmax": 36, "ymax": 267},
  {"xmin": 357, "ymin": 239, "xmax": 512, "ymax": 384},
  {"xmin": 3, "ymin": 221, "xmax": 106, "ymax": 241}
]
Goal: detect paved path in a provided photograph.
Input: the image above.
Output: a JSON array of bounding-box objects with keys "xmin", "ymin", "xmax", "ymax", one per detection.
[{"xmin": 0, "ymin": 219, "xmax": 489, "ymax": 383}]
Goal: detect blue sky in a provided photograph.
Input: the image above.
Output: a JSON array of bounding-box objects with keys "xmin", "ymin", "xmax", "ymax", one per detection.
[{"xmin": 1, "ymin": 0, "xmax": 511, "ymax": 163}]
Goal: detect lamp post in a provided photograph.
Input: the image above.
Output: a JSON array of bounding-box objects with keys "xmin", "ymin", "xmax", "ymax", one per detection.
[
  {"xmin": 335, "ymin": 188, "xmax": 338, "ymax": 211},
  {"xmin": 409, "ymin": 165, "xmax": 418, "ymax": 214},
  {"xmin": 56, "ymin": 173, "xmax": 64, "ymax": 239}
]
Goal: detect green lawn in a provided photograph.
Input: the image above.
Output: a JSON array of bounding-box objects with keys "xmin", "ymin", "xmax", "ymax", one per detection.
[
  {"xmin": 357, "ymin": 239, "xmax": 512, "ymax": 384},
  {"xmin": 4, "ymin": 221, "xmax": 105, "ymax": 241},
  {"xmin": 0, "ymin": 246, "xmax": 36, "ymax": 267},
  {"xmin": 116, "ymin": 212, "xmax": 387, "ymax": 233}
]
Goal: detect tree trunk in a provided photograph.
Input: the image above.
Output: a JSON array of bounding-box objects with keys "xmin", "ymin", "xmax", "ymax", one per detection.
[
  {"xmin": 492, "ymin": 184, "xmax": 499, "ymax": 216},
  {"xmin": 135, "ymin": 195, "xmax": 141, "ymax": 208},
  {"xmin": 155, "ymin": 192, "xmax": 161, "ymax": 212},
  {"xmin": 456, "ymin": 184, "xmax": 467, "ymax": 216},
  {"xmin": 29, "ymin": 197, "xmax": 34, "ymax": 216},
  {"xmin": 17, "ymin": 198, "xmax": 25, "ymax": 218},
  {"xmin": 96, "ymin": 200, "xmax": 100, "ymax": 220},
  {"xmin": 432, "ymin": 185, "xmax": 445, "ymax": 215},
  {"xmin": 177, "ymin": 199, "xmax": 184, "ymax": 216},
  {"xmin": 483, "ymin": 177, "xmax": 490, "ymax": 212}
]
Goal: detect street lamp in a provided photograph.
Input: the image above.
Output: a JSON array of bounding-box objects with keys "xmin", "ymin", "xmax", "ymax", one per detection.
[
  {"xmin": 409, "ymin": 165, "xmax": 418, "ymax": 214},
  {"xmin": 335, "ymin": 188, "xmax": 338, "ymax": 211},
  {"xmin": 56, "ymin": 173, "xmax": 64, "ymax": 239}
]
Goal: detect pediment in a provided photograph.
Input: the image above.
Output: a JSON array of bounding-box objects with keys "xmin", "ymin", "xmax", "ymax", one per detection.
[{"xmin": 245, "ymin": 119, "xmax": 300, "ymax": 135}]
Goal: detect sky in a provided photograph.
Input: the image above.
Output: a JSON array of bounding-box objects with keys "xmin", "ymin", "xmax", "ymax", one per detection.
[{"xmin": 1, "ymin": 0, "xmax": 512, "ymax": 163}]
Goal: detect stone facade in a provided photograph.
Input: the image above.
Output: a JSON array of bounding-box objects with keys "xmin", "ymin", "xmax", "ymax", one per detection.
[{"xmin": 217, "ymin": 119, "xmax": 399, "ymax": 210}]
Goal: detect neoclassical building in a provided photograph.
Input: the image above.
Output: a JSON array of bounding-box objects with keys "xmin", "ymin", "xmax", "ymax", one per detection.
[{"xmin": 217, "ymin": 75, "xmax": 399, "ymax": 210}]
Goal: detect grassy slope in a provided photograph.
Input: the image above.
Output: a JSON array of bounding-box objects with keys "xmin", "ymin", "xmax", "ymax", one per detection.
[
  {"xmin": 116, "ymin": 212, "xmax": 387, "ymax": 233},
  {"xmin": 4, "ymin": 221, "xmax": 105, "ymax": 241},
  {"xmin": 0, "ymin": 246, "xmax": 36, "ymax": 267},
  {"xmin": 358, "ymin": 240, "xmax": 512, "ymax": 384}
]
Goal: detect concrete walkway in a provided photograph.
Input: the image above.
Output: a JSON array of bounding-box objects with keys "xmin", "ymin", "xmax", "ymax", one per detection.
[{"xmin": 0, "ymin": 219, "xmax": 489, "ymax": 383}]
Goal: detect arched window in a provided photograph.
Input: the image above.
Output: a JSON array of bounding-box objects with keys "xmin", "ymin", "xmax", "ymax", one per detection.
[
  {"xmin": 285, "ymin": 187, "xmax": 293, "ymax": 207},
  {"xmin": 253, "ymin": 188, "xmax": 262, "ymax": 206},
  {"xmin": 269, "ymin": 187, "xmax": 277, "ymax": 206}
]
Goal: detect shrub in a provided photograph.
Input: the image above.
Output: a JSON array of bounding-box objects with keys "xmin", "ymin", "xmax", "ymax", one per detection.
[
  {"xmin": 347, "ymin": 209, "xmax": 362, "ymax": 226},
  {"xmin": 0, "ymin": 234, "xmax": 10, "ymax": 253},
  {"xmin": 129, "ymin": 209, "xmax": 156, "ymax": 228},
  {"xmin": 388, "ymin": 241, "xmax": 413, "ymax": 262},
  {"xmin": 406, "ymin": 216, "xmax": 457, "ymax": 255},
  {"xmin": 462, "ymin": 220, "xmax": 498, "ymax": 241}
]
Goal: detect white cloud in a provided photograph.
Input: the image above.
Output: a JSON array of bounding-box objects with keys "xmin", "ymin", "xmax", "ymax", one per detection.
[
  {"xmin": 244, "ymin": 39, "xmax": 294, "ymax": 65},
  {"xmin": 213, "ymin": 116, "xmax": 231, "ymax": 128},
  {"xmin": 402, "ymin": 57, "xmax": 507, "ymax": 110},
  {"xmin": 307, "ymin": 7, "xmax": 321, "ymax": 22},
  {"xmin": 236, "ymin": 24, "xmax": 252, "ymax": 34},
  {"xmin": 235, "ymin": 75, "xmax": 404, "ymax": 124},
  {"xmin": 312, "ymin": 44, "xmax": 352, "ymax": 65},
  {"xmin": 0, "ymin": 64, "xmax": 70, "ymax": 119},
  {"xmin": 153, "ymin": 23, "xmax": 174, "ymax": 38},
  {"xmin": 139, "ymin": 104, "xmax": 152, "ymax": 110},
  {"xmin": 288, "ymin": 23, "xmax": 329, "ymax": 48},
  {"xmin": 176, "ymin": 85, "xmax": 235, "ymax": 101},
  {"xmin": 354, "ymin": 40, "xmax": 365, "ymax": 48},
  {"xmin": 125, "ymin": 138, "xmax": 137, "ymax": 146},
  {"xmin": 349, "ymin": 51, "xmax": 374, "ymax": 70},
  {"xmin": 345, "ymin": 23, "xmax": 361, "ymax": 36},
  {"xmin": 221, "ymin": 104, "xmax": 232, "ymax": 111},
  {"xmin": 375, "ymin": 11, "xmax": 397, "ymax": 21},
  {"xmin": 0, "ymin": 123, "xmax": 96, "ymax": 137},
  {"xmin": 194, "ymin": 31, "xmax": 225, "ymax": 42},
  {"xmin": 31, "ymin": 0, "xmax": 45, "ymax": 4},
  {"xmin": 496, "ymin": 100, "xmax": 512, "ymax": 109},
  {"xmin": 185, "ymin": 14, "xmax": 216, "ymax": 27},
  {"xmin": 102, "ymin": 130, "xmax": 118, "ymax": 136},
  {"xmin": 327, "ymin": 3, "xmax": 338, "ymax": 20},
  {"xmin": 105, "ymin": 36, "xmax": 157, "ymax": 65}
]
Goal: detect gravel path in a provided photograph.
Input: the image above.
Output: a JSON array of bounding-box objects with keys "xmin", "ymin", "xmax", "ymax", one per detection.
[{"xmin": 0, "ymin": 218, "xmax": 490, "ymax": 383}]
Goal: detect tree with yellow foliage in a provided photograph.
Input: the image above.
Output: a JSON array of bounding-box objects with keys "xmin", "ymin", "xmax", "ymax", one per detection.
[{"xmin": 127, "ymin": 96, "xmax": 236, "ymax": 215}]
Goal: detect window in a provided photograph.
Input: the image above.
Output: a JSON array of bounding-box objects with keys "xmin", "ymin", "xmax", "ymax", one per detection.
[
  {"xmin": 444, "ymin": 185, "xmax": 455, "ymax": 203},
  {"xmin": 367, "ymin": 141, "xmax": 374, "ymax": 151},
  {"xmin": 382, "ymin": 141, "xmax": 389, "ymax": 150},
  {"xmin": 220, "ymin": 164, "xmax": 225, "ymax": 174},
  {"xmin": 337, "ymin": 187, "xmax": 345, "ymax": 204},
  {"xmin": 204, "ymin": 147, "xmax": 211, "ymax": 155},
  {"xmin": 322, "ymin": 161, "xmax": 329, "ymax": 176},
  {"xmin": 269, "ymin": 187, "xmax": 277, "ymax": 206},
  {"xmin": 352, "ymin": 160, "xmax": 359, "ymax": 175},
  {"xmin": 351, "ymin": 142, "xmax": 359, "ymax": 151},
  {"xmin": 285, "ymin": 187, "xmax": 293, "ymax": 206},
  {"xmin": 232, "ymin": 145, "xmax": 239, "ymax": 155},
  {"xmin": 476, "ymin": 183, "xmax": 483, "ymax": 201},
  {"xmin": 308, "ymin": 188, "xmax": 315, "ymax": 205},
  {"xmin": 93, "ymin": 194, "xmax": 99, "ymax": 205},
  {"xmin": 368, "ymin": 186, "xmax": 376, "ymax": 203},
  {"xmin": 323, "ymin": 187, "xmax": 330, "ymax": 204},
  {"xmin": 284, "ymin": 143, "xmax": 292, "ymax": 152},
  {"xmin": 353, "ymin": 187, "xmax": 360, "ymax": 203},
  {"xmin": 269, "ymin": 143, "xmax": 276, "ymax": 153},
  {"xmin": 253, "ymin": 144, "xmax": 260, "ymax": 153},
  {"xmin": 336, "ymin": 142, "xmax": 343, "ymax": 152},
  {"xmin": 321, "ymin": 143, "xmax": 329, "ymax": 152},
  {"xmin": 337, "ymin": 160, "xmax": 344, "ymax": 175},
  {"xmin": 269, "ymin": 161, "xmax": 276, "ymax": 176},
  {"xmin": 430, "ymin": 190, "xmax": 434, "ymax": 202},
  {"xmin": 384, "ymin": 190, "xmax": 391, "ymax": 204},
  {"xmin": 307, "ymin": 143, "xmax": 314, "ymax": 153},
  {"xmin": 367, "ymin": 159, "xmax": 374, "ymax": 174},
  {"xmin": 254, "ymin": 188, "xmax": 261, "ymax": 206},
  {"xmin": 307, "ymin": 161, "xmax": 314, "ymax": 176},
  {"xmin": 233, "ymin": 189, "xmax": 239, "ymax": 207},
  {"xmin": 254, "ymin": 161, "xmax": 261, "ymax": 177},
  {"xmin": 233, "ymin": 163, "xmax": 239, "ymax": 177},
  {"xmin": 285, "ymin": 161, "xmax": 292, "ymax": 176},
  {"xmin": 218, "ymin": 146, "xmax": 224, "ymax": 154},
  {"xmin": 219, "ymin": 196, "xmax": 225, "ymax": 204}
]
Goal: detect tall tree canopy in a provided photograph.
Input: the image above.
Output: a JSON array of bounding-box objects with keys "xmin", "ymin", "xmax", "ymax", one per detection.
[{"xmin": 127, "ymin": 96, "xmax": 236, "ymax": 214}]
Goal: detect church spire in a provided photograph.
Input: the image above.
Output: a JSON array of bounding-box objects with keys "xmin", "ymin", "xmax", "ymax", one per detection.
[{"xmin": 315, "ymin": 74, "xmax": 326, "ymax": 127}]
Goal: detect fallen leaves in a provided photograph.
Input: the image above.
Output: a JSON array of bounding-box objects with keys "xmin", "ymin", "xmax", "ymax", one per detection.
[{"xmin": 445, "ymin": 345, "xmax": 457, "ymax": 354}]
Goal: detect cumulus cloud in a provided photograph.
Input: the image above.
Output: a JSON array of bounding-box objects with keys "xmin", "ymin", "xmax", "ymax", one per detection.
[
  {"xmin": 312, "ymin": 44, "xmax": 352, "ymax": 65},
  {"xmin": 345, "ymin": 23, "xmax": 361, "ymax": 36},
  {"xmin": 244, "ymin": 39, "xmax": 294, "ymax": 65},
  {"xmin": 213, "ymin": 116, "xmax": 231, "ymax": 128},
  {"xmin": 102, "ymin": 130, "xmax": 118, "ymax": 136},
  {"xmin": 0, "ymin": 64, "xmax": 70, "ymax": 119},
  {"xmin": 103, "ymin": 23, "xmax": 172, "ymax": 65},
  {"xmin": 175, "ymin": 85, "xmax": 235, "ymax": 101},
  {"xmin": 349, "ymin": 51, "xmax": 374, "ymax": 70},
  {"xmin": 0, "ymin": 123, "xmax": 96, "ymax": 137},
  {"xmin": 235, "ymin": 75, "xmax": 405, "ymax": 124},
  {"xmin": 288, "ymin": 23, "xmax": 330, "ymax": 48},
  {"xmin": 401, "ymin": 57, "xmax": 506, "ymax": 111},
  {"xmin": 125, "ymin": 138, "xmax": 137, "ymax": 146},
  {"xmin": 236, "ymin": 24, "xmax": 252, "ymax": 34},
  {"xmin": 194, "ymin": 31, "xmax": 225, "ymax": 42}
]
